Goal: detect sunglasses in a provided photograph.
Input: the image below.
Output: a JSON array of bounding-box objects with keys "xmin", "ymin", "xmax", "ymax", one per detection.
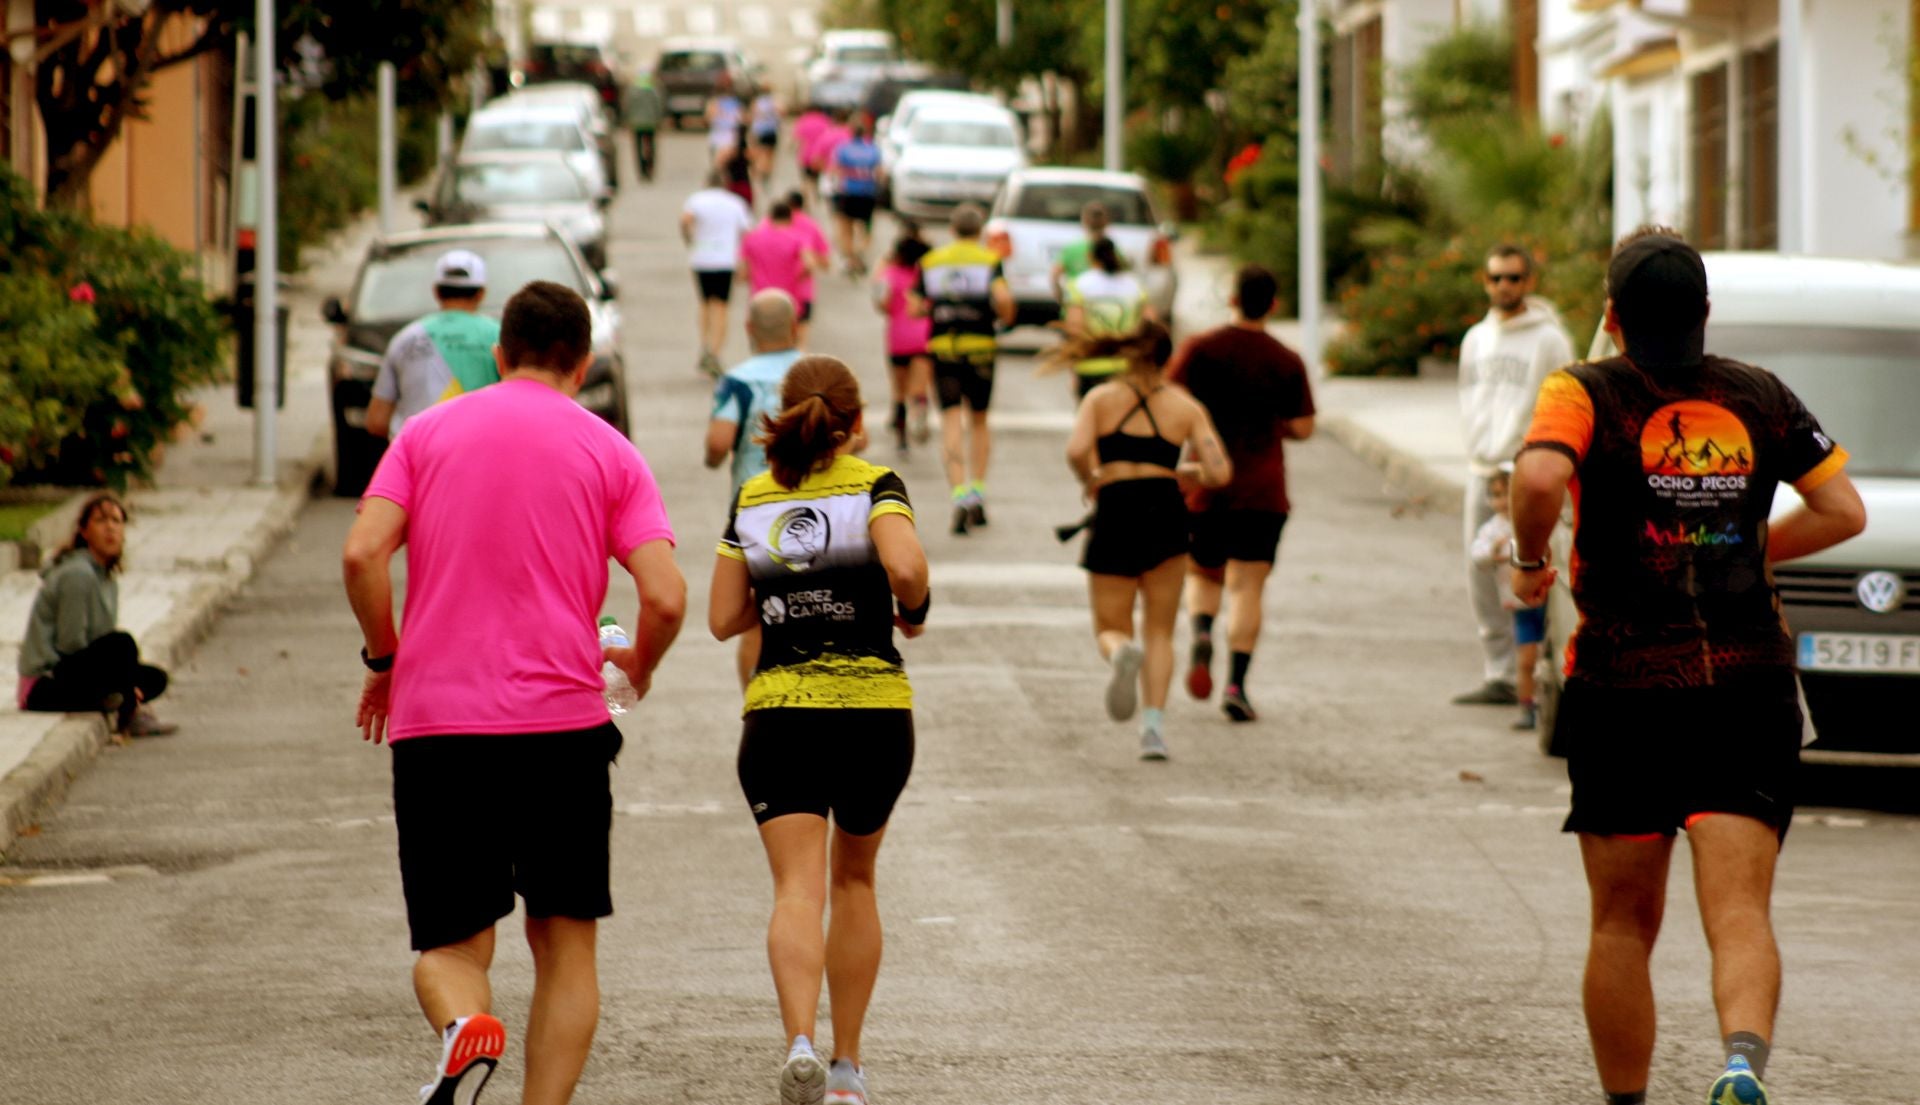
[{"xmin": 1486, "ymin": 272, "xmax": 1528, "ymax": 284}]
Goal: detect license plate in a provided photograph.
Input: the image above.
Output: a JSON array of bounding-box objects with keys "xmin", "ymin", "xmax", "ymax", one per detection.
[
  {"xmin": 1797, "ymin": 632, "xmax": 1920, "ymax": 674},
  {"xmin": 669, "ymin": 96, "xmax": 704, "ymax": 111}
]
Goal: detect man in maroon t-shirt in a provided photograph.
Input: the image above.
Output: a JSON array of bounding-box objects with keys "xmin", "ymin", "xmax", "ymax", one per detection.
[{"xmin": 1165, "ymin": 264, "xmax": 1316, "ymax": 722}]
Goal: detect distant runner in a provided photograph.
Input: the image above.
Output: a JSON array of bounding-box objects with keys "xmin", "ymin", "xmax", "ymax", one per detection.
[
  {"xmin": 366, "ymin": 250, "xmax": 501, "ymax": 440},
  {"xmin": 681, "ymin": 170, "xmax": 756, "ymax": 376}
]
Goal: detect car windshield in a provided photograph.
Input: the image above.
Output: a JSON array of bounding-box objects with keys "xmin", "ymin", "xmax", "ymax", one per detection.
[
  {"xmin": 453, "ymin": 161, "xmax": 586, "ymax": 204},
  {"xmin": 1009, "ymin": 184, "xmax": 1153, "ymax": 224},
  {"xmin": 911, "ymin": 119, "xmax": 1015, "ymax": 147},
  {"xmin": 660, "ymin": 51, "xmax": 725, "ymax": 72},
  {"xmin": 833, "ymin": 45, "xmax": 893, "ymax": 64},
  {"xmin": 1706, "ymin": 324, "xmax": 1920, "ymax": 478},
  {"xmin": 354, "ymin": 239, "xmax": 583, "ymax": 323},
  {"xmin": 466, "ymin": 117, "xmax": 585, "ymax": 153}
]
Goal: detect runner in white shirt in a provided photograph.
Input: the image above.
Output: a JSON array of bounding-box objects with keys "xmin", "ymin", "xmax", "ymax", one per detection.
[{"xmin": 681, "ymin": 169, "xmax": 756, "ymax": 377}]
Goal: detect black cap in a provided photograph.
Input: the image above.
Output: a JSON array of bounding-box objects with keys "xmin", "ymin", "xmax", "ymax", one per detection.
[{"xmin": 1607, "ymin": 233, "xmax": 1708, "ymax": 366}]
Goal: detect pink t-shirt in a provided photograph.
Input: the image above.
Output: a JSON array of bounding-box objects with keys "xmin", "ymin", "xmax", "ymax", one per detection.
[
  {"xmin": 882, "ymin": 263, "xmax": 931, "ymax": 356},
  {"xmin": 740, "ymin": 221, "xmax": 810, "ymax": 302},
  {"xmin": 363, "ymin": 379, "xmax": 675, "ymax": 741},
  {"xmin": 806, "ymin": 124, "xmax": 850, "ymax": 173},
  {"xmin": 790, "ymin": 211, "xmax": 830, "ymax": 301},
  {"xmin": 793, "ymin": 112, "xmax": 830, "ymax": 168}
]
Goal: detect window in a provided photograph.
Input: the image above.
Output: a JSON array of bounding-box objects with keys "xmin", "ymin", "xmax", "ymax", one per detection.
[
  {"xmin": 1741, "ymin": 44, "xmax": 1779, "ymax": 249},
  {"xmin": 1009, "ymin": 184, "xmax": 1154, "ymax": 225},
  {"xmin": 1689, "ymin": 65, "xmax": 1729, "ymax": 250}
]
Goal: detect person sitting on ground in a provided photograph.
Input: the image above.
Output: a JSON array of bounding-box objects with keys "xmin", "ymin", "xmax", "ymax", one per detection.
[{"xmin": 15, "ymin": 492, "xmax": 176, "ymax": 737}]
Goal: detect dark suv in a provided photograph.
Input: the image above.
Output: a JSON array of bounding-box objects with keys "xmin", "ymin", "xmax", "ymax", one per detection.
[
  {"xmin": 654, "ymin": 39, "xmax": 753, "ymax": 128},
  {"xmin": 520, "ymin": 41, "xmax": 620, "ymax": 110}
]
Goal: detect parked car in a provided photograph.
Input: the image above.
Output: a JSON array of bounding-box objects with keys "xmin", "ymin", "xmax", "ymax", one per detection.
[
  {"xmin": 877, "ymin": 89, "xmax": 996, "ymax": 181},
  {"xmin": 501, "ymin": 82, "xmax": 620, "ymax": 190},
  {"xmin": 1537, "ymin": 253, "xmax": 1920, "ymax": 763},
  {"xmin": 859, "ymin": 68, "xmax": 971, "ymax": 125},
  {"xmin": 321, "ymin": 224, "xmax": 628, "ymax": 496},
  {"xmin": 800, "ymin": 29, "xmax": 897, "ymax": 112},
  {"xmin": 418, "ymin": 151, "xmax": 610, "ymax": 272},
  {"xmin": 654, "ymin": 38, "xmax": 754, "ymax": 128},
  {"xmin": 462, "ymin": 103, "xmax": 610, "ymax": 201},
  {"xmin": 984, "ymin": 167, "xmax": 1179, "ymax": 328},
  {"xmin": 886, "ymin": 101, "xmax": 1026, "ymax": 221},
  {"xmin": 518, "ymin": 41, "xmax": 621, "ymax": 112}
]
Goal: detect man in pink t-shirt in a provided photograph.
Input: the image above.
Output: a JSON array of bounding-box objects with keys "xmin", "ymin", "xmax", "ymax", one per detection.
[
  {"xmin": 792, "ymin": 107, "xmax": 832, "ymax": 204},
  {"xmin": 343, "ymin": 281, "xmax": 686, "ymax": 1105},
  {"xmin": 783, "ymin": 187, "xmax": 832, "ymax": 310},
  {"xmin": 739, "ymin": 201, "xmax": 826, "ymax": 343}
]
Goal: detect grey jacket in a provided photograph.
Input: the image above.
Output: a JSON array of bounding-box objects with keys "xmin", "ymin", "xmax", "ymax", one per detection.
[
  {"xmin": 17, "ymin": 550, "xmax": 118, "ymax": 678},
  {"xmin": 623, "ymin": 82, "xmax": 663, "ymax": 129}
]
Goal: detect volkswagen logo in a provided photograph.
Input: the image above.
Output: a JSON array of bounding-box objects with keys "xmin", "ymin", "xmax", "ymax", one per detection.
[{"xmin": 1855, "ymin": 571, "xmax": 1907, "ymax": 615}]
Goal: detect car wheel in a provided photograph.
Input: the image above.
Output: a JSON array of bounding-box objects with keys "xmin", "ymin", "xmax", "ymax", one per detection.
[{"xmin": 332, "ymin": 424, "xmax": 384, "ymax": 498}]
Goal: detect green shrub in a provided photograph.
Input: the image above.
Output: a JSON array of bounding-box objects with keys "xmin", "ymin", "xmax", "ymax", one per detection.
[{"xmin": 280, "ymin": 93, "xmax": 444, "ymax": 271}]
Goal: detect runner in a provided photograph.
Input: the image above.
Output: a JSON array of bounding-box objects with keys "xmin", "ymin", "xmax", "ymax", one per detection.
[
  {"xmin": 1056, "ymin": 320, "xmax": 1230, "ymax": 759},
  {"xmin": 749, "ymin": 89, "xmax": 782, "ymax": 180},
  {"xmin": 804, "ymin": 111, "xmax": 853, "ymax": 245},
  {"xmin": 1167, "ymin": 263, "xmax": 1315, "ymax": 723},
  {"xmin": 705, "ymin": 291, "xmax": 805, "ymax": 690},
  {"xmin": 708, "ymin": 76, "xmax": 744, "ymax": 169},
  {"xmin": 872, "ymin": 220, "xmax": 933, "ymax": 456},
  {"xmin": 792, "ymin": 105, "xmax": 833, "ymax": 208},
  {"xmin": 365, "ymin": 250, "xmax": 501, "ymax": 440},
  {"xmin": 786, "ymin": 188, "xmax": 833, "ymax": 333},
  {"xmin": 1511, "ymin": 228, "xmax": 1865, "ymax": 1105},
  {"xmin": 681, "ymin": 169, "xmax": 756, "ymax": 376},
  {"xmin": 741, "ymin": 202, "xmax": 827, "ymax": 346},
  {"xmin": 708, "ymin": 355, "xmax": 929, "ymax": 1105},
  {"xmin": 1049, "ymin": 200, "xmax": 1110, "ymax": 302},
  {"xmin": 829, "ymin": 120, "xmax": 881, "ymax": 277},
  {"xmin": 1060, "ymin": 236, "xmax": 1153, "ymax": 400},
  {"xmin": 911, "ymin": 203, "xmax": 1015, "ymax": 535},
  {"xmin": 343, "ymin": 280, "xmax": 686, "ymax": 1105},
  {"xmin": 622, "ymin": 73, "xmax": 663, "ymax": 182}
]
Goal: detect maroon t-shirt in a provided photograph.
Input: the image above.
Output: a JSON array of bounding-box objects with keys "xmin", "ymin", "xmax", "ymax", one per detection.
[{"xmin": 1166, "ymin": 326, "xmax": 1315, "ymax": 514}]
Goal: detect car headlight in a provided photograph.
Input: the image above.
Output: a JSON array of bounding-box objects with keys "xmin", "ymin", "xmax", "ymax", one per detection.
[{"xmin": 332, "ymin": 346, "xmax": 382, "ymax": 382}]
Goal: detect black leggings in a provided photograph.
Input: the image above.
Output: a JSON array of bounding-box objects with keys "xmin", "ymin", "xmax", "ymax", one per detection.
[{"xmin": 24, "ymin": 631, "xmax": 167, "ymax": 727}]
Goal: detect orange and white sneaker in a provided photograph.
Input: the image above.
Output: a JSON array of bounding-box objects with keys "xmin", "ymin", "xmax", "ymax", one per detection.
[{"xmin": 419, "ymin": 1014, "xmax": 506, "ymax": 1105}]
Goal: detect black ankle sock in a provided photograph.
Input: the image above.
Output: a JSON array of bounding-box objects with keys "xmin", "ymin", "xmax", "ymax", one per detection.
[
  {"xmin": 1229, "ymin": 651, "xmax": 1252, "ymax": 688},
  {"xmin": 1193, "ymin": 613, "xmax": 1214, "ymax": 640},
  {"xmin": 1604, "ymin": 1092, "xmax": 1646, "ymax": 1105},
  {"xmin": 892, "ymin": 402, "xmax": 907, "ymax": 431},
  {"xmin": 1726, "ymin": 1031, "xmax": 1770, "ymax": 1078}
]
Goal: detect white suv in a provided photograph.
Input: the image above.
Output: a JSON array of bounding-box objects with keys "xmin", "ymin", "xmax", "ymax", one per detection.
[{"xmin": 984, "ymin": 168, "xmax": 1179, "ymax": 328}]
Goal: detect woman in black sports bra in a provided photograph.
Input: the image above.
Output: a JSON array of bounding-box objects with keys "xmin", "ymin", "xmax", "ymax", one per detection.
[{"xmin": 1055, "ymin": 320, "xmax": 1231, "ymax": 760}]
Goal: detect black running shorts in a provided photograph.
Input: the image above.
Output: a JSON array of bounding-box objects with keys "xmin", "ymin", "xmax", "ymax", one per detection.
[
  {"xmin": 737, "ymin": 708, "xmax": 914, "ymax": 836},
  {"xmin": 694, "ymin": 269, "xmax": 735, "ymax": 302},
  {"xmin": 888, "ymin": 353, "xmax": 924, "ymax": 369},
  {"xmin": 1558, "ymin": 673, "xmax": 1801, "ymax": 841},
  {"xmin": 392, "ymin": 724, "xmax": 623, "ymax": 951},
  {"xmin": 1189, "ymin": 509, "xmax": 1288, "ymax": 568},
  {"xmin": 933, "ymin": 355, "xmax": 995, "ymax": 411},
  {"xmin": 833, "ymin": 194, "xmax": 877, "ymax": 226}
]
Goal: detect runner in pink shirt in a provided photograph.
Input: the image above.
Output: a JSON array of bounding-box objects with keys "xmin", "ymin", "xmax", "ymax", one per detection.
[
  {"xmin": 343, "ymin": 280, "xmax": 687, "ymax": 1105},
  {"xmin": 872, "ymin": 221, "xmax": 935, "ymax": 455},
  {"xmin": 792, "ymin": 107, "xmax": 832, "ymax": 205},
  {"xmin": 784, "ymin": 188, "xmax": 832, "ymax": 311},
  {"xmin": 740, "ymin": 201, "xmax": 826, "ymax": 344}
]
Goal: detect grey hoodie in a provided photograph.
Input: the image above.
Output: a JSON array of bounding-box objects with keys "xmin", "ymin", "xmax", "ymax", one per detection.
[
  {"xmin": 16, "ymin": 549, "xmax": 118, "ymax": 679},
  {"xmin": 1457, "ymin": 295, "xmax": 1576, "ymax": 476}
]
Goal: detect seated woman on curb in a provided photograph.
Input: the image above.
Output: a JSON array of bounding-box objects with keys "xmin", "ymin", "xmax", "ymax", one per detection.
[{"xmin": 15, "ymin": 492, "xmax": 176, "ymax": 738}]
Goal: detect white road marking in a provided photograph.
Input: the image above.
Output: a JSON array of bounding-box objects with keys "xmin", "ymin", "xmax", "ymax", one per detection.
[
  {"xmin": 0, "ymin": 865, "xmax": 157, "ymax": 888},
  {"xmin": 913, "ymin": 916, "xmax": 957, "ymax": 924},
  {"xmin": 930, "ymin": 561, "xmax": 1083, "ymax": 588},
  {"xmin": 620, "ymin": 801, "xmax": 726, "ymax": 816}
]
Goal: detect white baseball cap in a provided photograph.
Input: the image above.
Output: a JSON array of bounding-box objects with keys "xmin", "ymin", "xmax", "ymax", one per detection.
[{"xmin": 434, "ymin": 249, "xmax": 488, "ymax": 290}]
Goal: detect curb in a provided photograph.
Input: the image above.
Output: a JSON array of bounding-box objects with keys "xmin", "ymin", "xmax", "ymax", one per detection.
[
  {"xmin": 0, "ymin": 432, "xmax": 328, "ymax": 860},
  {"xmin": 1314, "ymin": 409, "xmax": 1465, "ymax": 513}
]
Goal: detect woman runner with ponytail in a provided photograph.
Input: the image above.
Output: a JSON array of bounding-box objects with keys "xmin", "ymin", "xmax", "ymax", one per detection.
[
  {"xmin": 1057, "ymin": 320, "xmax": 1231, "ymax": 760},
  {"xmin": 709, "ymin": 355, "xmax": 929, "ymax": 1105}
]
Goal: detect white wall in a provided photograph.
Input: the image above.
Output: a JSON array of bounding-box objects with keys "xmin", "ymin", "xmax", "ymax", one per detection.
[
  {"xmin": 1611, "ymin": 74, "xmax": 1685, "ymax": 238},
  {"xmin": 1379, "ymin": 0, "xmax": 1464, "ymax": 161},
  {"xmin": 1801, "ymin": 0, "xmax": 1910, "ymax": 257}
]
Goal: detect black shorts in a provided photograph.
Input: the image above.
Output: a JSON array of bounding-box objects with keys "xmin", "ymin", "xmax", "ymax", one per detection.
[
  {"xmin": 889, "ymin": 353, "xmax": 926, "ymax": 369},
  {"xmin": 392, "ymin": 724, "xmax": 623, "ymax": 951},
  {"xmin": 1189, "ymin": 509, "xmax": 1288, "ymax": 568},
  {"xmin": 798, "ymin": 299, "xmax": 813, "ymax": 323},
  {"xmin": 1083, "ymin": 478, "xmax": 1189, "ymax": 577},
  {"xmin": 933, "ymin": 355, "xmax": 996, "ymax": 411},
  {"xmin": 834, "ymin": 194, "xmax": 877, "ymax": 225},
  {"xmin": 738, "ymin": 708, "xmax": 915, "ymax": 836},
  {"xmin": 803, "ymin": 166, "xmax": 821, "ymax": 184},
  {"xmin": 694, "ymin": 269, "xmax": 734, "ymax": 302},
  {"xmin": 753, "ymin": 130, "xmax": 779, "ymax": 149},
  {"xmin": 1559, "ymin": 673, "xmax": 1801, "ymax": 840}
]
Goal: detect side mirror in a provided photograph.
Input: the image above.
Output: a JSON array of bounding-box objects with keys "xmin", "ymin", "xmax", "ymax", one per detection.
[
  {"xmin": 596, "ymin": 193, "xmax": 612, "ymax": 210},
  {"xmin": 414, "ymin": 198, "xmax": 432, "ymax": 215},
  {"xmin": 322, "ymin": 296, "xmax": 348, "ymax": 324},
  {"xmin": 598, "ymin": 273, "xmax": 619, "ymax": 300}
]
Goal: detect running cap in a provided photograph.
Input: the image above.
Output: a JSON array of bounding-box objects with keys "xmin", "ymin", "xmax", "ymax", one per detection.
[
  {"xmin": 434, "ymin": 249, "xmax": 488, "ymax": 290},
  {"xmin": 1606, "ymin": 229, "xmax": 1707, "ymax": 366}
]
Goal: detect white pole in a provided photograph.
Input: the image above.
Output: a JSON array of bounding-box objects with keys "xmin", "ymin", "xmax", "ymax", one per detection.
[
  {"xmin": 996, "ymin": 0, "xmax": 1012, "ymax": 48},
  {"xmin": 252, "ymin": 0, "xmax": 278, "ymax": 487},
  {"xmin": 1297, "ymin": 0, "xmax": 1322, "ymax": 372},
  {"xmin": 438, "ymin": 111, "xmax": 455, "ymax": 168},
  {"xmin": 1776, "ymin": 0, "xmax": 1804, "ymax": 251},
  {"xmin": 378, "ymin": 61, "xmax": 397, "ymax": 234},
  {"xmin": 1103, "ymin": 0, "xmax": 1122, "ymax": 171}
]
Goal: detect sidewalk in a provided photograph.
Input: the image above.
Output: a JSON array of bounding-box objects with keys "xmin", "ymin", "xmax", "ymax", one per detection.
[
  {"xmin": 0, "ymin": 209, "xmax": 396, "ymax": 858},
  {"xmin": 1170, "ymin": 238, "xmax": 1467, "ymax": 509}
]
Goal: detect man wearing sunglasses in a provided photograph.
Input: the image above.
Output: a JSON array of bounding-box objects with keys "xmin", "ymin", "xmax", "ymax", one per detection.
[{"xmin": 1452, "ymin": 244, "xmax": 1575, "ymax": 708}]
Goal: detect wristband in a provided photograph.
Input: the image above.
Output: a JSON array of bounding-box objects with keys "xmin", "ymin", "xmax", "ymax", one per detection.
[
  {"xmin": 1508, "ymin": 549, "xmax": 1549, "ymax": 571},
  {"xmin": 361, "ymin": 647, "xmax": 396, "ymax": 673},
  {"xmin": 898, "ymin": 590, "xmax": 931, "ymax": 626}
]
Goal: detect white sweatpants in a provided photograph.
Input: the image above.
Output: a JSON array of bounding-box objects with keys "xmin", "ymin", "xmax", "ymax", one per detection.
[{"xmin": 1463, "ymin": 477, "xmax": 1517, "ymax": 684}]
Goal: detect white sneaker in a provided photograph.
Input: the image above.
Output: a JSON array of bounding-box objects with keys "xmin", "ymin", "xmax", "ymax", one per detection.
[
  {"xmin": 1105, "ymin": 641, "xmax": 1144, "ymax": 721},
  {"xmin": 824, "ymin": 1058, "xmax": 868, "ymax": 1105},
  {"xmin": 1139, "ymin": 725, "xmax": 1169, "ymax": 761},
  {"xmin": 781, "ymin": 1035, "xmax": 828, "ymax": 1105},
  {"xmin": 418, "ymin": 1014, "xmax": 506, "ymax": 1105}
]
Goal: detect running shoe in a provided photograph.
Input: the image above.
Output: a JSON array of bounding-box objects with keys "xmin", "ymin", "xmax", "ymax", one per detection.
[
  {"xmin": 1451, "ymin": 679, "xmax": 1518, "ymax": 705},
  {"xmin": 965, "ymin": 493, "xmax": 988, "ymax": 529},
  {"xmin": 1222, "ymin": 684, "xmax": 1257, "ymax": 723},
  {"xmin": 909, "ymin": 400, "xmax": 931, "ymax": 444},
  {"xmin": 951, "ymin": 503, "xmax": 971, "ymax": 536},
  {"xmin": 1106, "ymin": 641, "xmax": 1145, "ymax": 721},
  {"xmin": 1185, "ymin": 636, "xmax": 1214, "ymax": 701},
  {"xmin": 1139, "ymin": 724, "xmax": 1169, "ymax": 761},
  {"xmin": 781, "ymin": 1036, "xmax": 829, "ymax": 1105},
  {"xmin": 825, "ymin": 1058, "xmax": 868, "ymax": 1105},
  {"xmin": 419, "ymin": 1014, "xmax": 507, "ymax": 1105},
  {"xmin": 1707, "ymin": 1055, "xmax": 1770, "ymax": 1105},
  {"xmin": 1512, "ymin": 703, "xmax": 1539, "ymax": 731},
  {"xmin": 699, "ymin": 352, "xmax": 724, "ymax": 379},
  {"xmin": 128, "ymin": 708, "xmax": 179, "ymax": 737}
]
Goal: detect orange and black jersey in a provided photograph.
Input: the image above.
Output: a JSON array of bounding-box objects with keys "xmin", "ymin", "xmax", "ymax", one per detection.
[{"xmin": 1521, "ymin": 355, "xmax": 1848, "ymax": 688}]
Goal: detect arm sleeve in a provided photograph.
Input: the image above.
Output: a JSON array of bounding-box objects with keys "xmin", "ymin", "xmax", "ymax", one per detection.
[
  {"xmin": 608, "ymin": 450, "xmax": 677, "ymax": 562},
  {"xmin": 1519, "ymin": 371, "xmax": 1595, "ymax": 465},
  {"xmin": 710, "ymin": 376, "xmax": 746, "ymax": 424},
  {"xmin": 869, "ymin": 470, "xmax": 914, "ymax": 523},
  {"xmin": 716, "ymin": 493, "xmax": 746, "ymax": 561},
  {"xmin": 1775, "ymin": 378, "xmax": 1849, "ymax": 492}
]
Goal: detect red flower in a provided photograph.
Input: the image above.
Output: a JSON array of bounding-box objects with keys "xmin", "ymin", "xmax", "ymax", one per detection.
[
  {"xmin": 1549, "ymin": 133, "xmax": 1566, "ymax": 149},
  {"xmin": 1224, "ymin": 142, "xmax": 1262, "ymax": 186},
  {"xmin": 69, "ymin": 282, "xmax": 96, "ymax": 304}
]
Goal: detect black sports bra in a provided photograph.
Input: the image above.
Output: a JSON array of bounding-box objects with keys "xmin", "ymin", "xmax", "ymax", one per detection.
[{"xmin": 1096, "ymin": 385, "xmax": 1183, "ymax": 470}]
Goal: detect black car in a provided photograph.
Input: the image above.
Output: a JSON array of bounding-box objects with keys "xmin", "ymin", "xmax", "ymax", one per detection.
[
  {"xmin": 322, "ymin": 224, "xmax": 629, "ymax": 497},
  {"xmin": 654, "ymin": 39, "xmax": 754, "ymax": 128},
  {"xmin": 520, "ymin": 41, "xmax": 621, "ymax": 112}
]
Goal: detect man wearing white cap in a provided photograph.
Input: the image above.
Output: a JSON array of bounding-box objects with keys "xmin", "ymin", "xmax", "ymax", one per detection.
[{"xmin": 367, "ymin": 249, "xmax": 503, "ymax": 439}]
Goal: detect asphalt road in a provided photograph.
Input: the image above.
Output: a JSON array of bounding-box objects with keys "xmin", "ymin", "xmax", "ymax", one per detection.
[{"xmin": 4, "ymin": 132, "xmax": 1920, "ymax": 1105}]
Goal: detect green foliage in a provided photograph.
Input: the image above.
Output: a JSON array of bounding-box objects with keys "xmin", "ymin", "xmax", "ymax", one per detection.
[
  {"xmin": 279, "ymin": 93, "xmax": 442, "ymax": 271},
  {"xmin": 1220, "ymin": 5, "xmax": 1300, "ymax": 149},
  {"xmin": 1126, "ymin": 110, "xmax": 1218, "ymax": 184},
  {"xmin": 0, "ymin": 165, "xmax": 226, "ymax": 489},
  {"xmin": 1398, "ymin": 20, "xmax": 1512, "ymax": 133},
  {"xmin": 1131, "ymin": 0, "xmax": 1278, "ymax": 112}
]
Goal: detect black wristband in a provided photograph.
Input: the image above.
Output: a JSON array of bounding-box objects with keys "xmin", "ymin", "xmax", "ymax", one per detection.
[
  {"xmin": 361, "ymin": 647, "xmax": 396, "ymax": 673},
  {"xmin": 898, "ymin": 590, "xmax": 931, "ymax": 626}
]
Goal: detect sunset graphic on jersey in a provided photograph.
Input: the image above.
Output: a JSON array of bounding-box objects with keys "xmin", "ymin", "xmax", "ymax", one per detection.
[{"xmin": 1639, "ymin": 400, "xmax": 1754, "ymax": 476}]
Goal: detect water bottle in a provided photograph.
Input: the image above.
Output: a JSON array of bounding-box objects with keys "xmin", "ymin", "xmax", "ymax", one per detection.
[{"xmin": 598, "ymin": 616, "xmax": 638, "ymax": 716}]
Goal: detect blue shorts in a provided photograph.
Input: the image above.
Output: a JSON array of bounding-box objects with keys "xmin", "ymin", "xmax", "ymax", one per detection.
[{"xmin": 1513, "ymin": 605, "xmax": 1546, "ymax": 645}]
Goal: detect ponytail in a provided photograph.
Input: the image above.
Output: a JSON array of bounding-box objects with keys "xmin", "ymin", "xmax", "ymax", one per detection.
[
  {"xmin": 1042, "ymin": 318, "xmax": 1172, "ymax": 379},
  {"xmin": 756, "ymin": 355, "xmax": 865, "ymax": 488}
]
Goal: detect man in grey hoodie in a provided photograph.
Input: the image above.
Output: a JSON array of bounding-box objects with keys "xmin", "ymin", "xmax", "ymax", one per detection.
[{"xmin": 1452, "ymin": 244, "xmax": 1575, "ymax": 706}]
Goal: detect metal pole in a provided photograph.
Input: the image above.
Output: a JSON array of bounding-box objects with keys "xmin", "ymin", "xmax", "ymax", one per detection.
[
  {"xmin": 1103, "ymin": 0, "xmax": 1122, "ymax": 172},
  {"xmin": 996, "ymin": 0, "xmax": 1012, "ymax": 48},
  {"xmin": 1297, "ymin": 0, "xmax": 1322, "ymax": 372},
  {"xmin": 252, "ymin": 0, "xmax": 278, "ymax": 487},
  {"xmin": 1776, "ymin": 0, "xmax": 1804, "ymax": 251},
  {"xmin": 438, "ymin": 111, "xmax": 455, "ymax": 168},
  {"xmin": 378, "ymin": 61, "xmax": 397, "ymax": 234}
]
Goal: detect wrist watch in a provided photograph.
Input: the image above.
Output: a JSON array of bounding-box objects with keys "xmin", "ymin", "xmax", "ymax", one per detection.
[
  {"xmin": 1508, "ymin": 549, "xmax": 1549, "ymax": 571},
  {"xmin": 360, "ymin": 647, "xmax": 396, "ymax": 673}
]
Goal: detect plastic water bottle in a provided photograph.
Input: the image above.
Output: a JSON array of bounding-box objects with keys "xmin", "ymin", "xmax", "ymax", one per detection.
[{"xmin": 598, "ymin": 616, "xmax": 638, "ymax": 716}]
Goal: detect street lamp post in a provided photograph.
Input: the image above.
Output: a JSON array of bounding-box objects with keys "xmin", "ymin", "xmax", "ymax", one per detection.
[
  {"xmin": 1103, "ymin": 0, "xmax": 1122, "ymax": 172},
  {"xmin": 1297, "ymin": 0, "xmax": 1322, "ymax": 373},
  {"xmin": 252, "ymin": 0, "xmax": 278, "ymax": 487},
  {"xmin": 377, "ymin": 61, "xmax": 397, "ymax": 234}
]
